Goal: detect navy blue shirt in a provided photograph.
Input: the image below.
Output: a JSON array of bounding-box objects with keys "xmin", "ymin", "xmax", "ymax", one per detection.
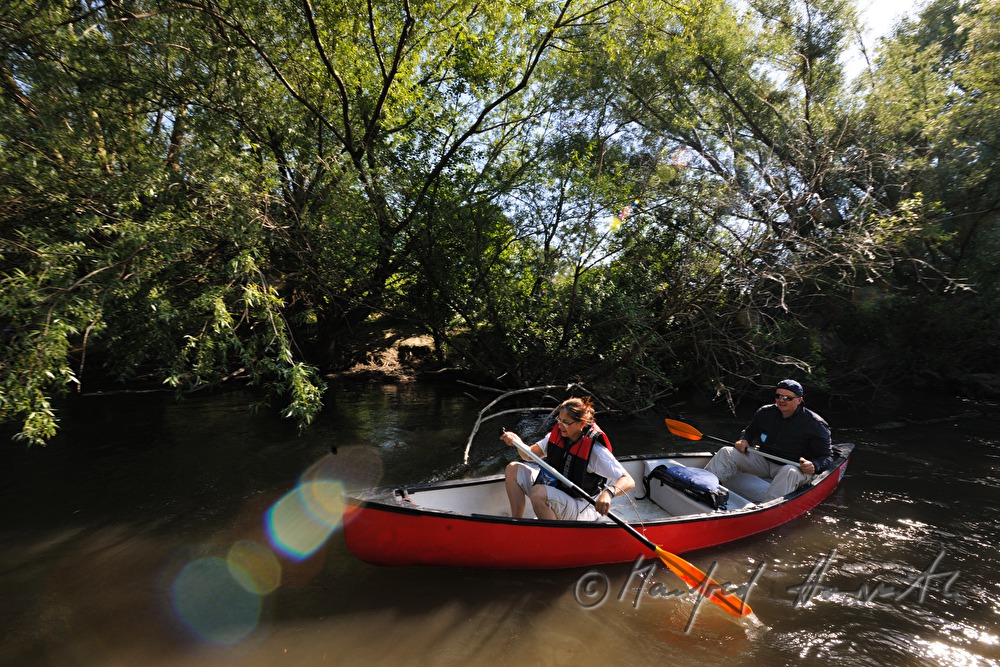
[{"xmin": 740, "ymin": 403, "xmax": 833, "ymax": 472}]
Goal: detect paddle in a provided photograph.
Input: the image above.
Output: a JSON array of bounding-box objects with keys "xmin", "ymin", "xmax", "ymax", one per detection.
[
  {"xmin": 504, "ymin": 431, "xmax": 753, "ymax": 619},
  {"xmin": 663, "ymin": 418, "xmax": 798, "ymax": 467}
]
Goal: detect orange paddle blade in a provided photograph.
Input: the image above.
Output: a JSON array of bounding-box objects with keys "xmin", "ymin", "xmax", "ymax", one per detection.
[
  {"xmin": 654, "ymin": 546, "xmax": 753, "ymax": 618},
  {"xmin": 663, "ymin": 418, "xmax": 705, "ymax": 442}
]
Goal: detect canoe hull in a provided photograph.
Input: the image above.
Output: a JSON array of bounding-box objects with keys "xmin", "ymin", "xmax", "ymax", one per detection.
[{"xmin": 343, "ymin": 446, "xmax": 853, "ymax": 569}]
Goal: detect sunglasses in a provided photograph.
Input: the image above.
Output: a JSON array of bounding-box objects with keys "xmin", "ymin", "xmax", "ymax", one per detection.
[
  {"xmin": 555, "ymin": 418, "xmax": 580, "ymax": 427},
  {"xmin": 774, "ymin": 394, "xmax": 798, "ymax": 402}
]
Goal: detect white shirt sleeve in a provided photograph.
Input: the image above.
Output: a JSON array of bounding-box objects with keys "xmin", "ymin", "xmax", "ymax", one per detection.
[{"xmin": 588, "ymin": 444, "xmax": 627, "ymax": 482}]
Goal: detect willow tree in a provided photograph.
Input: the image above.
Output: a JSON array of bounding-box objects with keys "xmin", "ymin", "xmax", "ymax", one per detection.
[
  {"xmin": 1, "ymin": 0, "xmax": 635, "ymax": 443},
  {"xmin": 0, "ymin": 1, "xmax": 333, "ymax": 444}
]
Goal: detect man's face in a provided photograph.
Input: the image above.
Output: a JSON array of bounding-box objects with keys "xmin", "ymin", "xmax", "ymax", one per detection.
[{"xmin": 774, "ymin": 390, "xmax": 801, "ymax": 417}]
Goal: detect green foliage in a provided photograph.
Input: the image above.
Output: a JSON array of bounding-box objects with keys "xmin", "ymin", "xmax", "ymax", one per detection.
[
  {"xmin": 856, "ymin": 0, "xmax": 1000, "ymax": 388},
  {"xmin": 3, "ymin": 0, "xmax": 1000, "ymax": 445}
]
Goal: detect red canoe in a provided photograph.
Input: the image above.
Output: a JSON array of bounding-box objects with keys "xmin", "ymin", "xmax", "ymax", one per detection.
[{"xmin": 343, "ymin": 444, "xmax": 854, "ymax": 569}]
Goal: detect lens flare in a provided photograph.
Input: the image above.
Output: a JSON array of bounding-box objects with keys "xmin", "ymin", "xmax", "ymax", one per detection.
[
  {"xmin": 265, "ymin": 480, "xmax": 346, "ymax": 561},
  {"xmin": 171, "ymin": 557, "xmax": 263, "ymax": 645},
  {"xmin": 227, "ymin": 540, "xmax": 282, "ymax": 595},
  {"xmin": 301, "ymin": 479, "xmax": 348, "ymax": 525}
]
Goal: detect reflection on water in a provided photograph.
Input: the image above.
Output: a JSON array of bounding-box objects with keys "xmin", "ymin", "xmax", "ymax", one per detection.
[{"xmin": 0, "ymin": 384, "xmax": 998, "ymax": 667}]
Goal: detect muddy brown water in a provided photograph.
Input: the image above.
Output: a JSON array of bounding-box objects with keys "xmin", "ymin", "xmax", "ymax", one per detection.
[{"xmin": 1, "ymin": 383, "xmax": 998, "ymax": 666}]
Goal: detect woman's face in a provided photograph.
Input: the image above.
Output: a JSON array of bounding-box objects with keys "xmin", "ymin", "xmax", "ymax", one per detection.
[{"xmin": 555, "ymin": 409, "xmax": 584, "ymax": 440}]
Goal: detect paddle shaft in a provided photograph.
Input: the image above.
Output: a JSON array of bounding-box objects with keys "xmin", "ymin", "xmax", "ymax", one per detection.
[
  {"xmin": 504, "ymin": 428, "xmax": 754, "ymax": 618},
  {"xmin": 507, "ymin": 436, "xmax": 657, "ymax": 552},
  {"xmin": 695, "ymin": 431, "xmax": 800, "ymax": 467}
]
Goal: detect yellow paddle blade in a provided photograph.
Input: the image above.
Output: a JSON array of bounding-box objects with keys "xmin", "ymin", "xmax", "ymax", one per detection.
[
  {"xmin": 654, "ymin": 546, "xmax": 753, "ymax": 618},
  {"xmin": 663, "ymin": 418, "xmax": 705, "ymax": 442}
]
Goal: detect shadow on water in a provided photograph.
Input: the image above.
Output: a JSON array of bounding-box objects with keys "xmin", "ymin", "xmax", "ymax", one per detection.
[{"xmin": 1, "ymin": 382, "xmax": 998, "ymax": 666}]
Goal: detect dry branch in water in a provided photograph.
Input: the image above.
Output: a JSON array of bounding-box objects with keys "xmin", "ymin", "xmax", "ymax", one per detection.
[{"xmin": 462, "ymin": 383, "xmax": 607, "ymax": 464}]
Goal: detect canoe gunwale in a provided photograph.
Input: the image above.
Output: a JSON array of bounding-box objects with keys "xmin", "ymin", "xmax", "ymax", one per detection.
[{"xmin": 346, "ymin": 443, "xmax": 854, "ymax": 530}]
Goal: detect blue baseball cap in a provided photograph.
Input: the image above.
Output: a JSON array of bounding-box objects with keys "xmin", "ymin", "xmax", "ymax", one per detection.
[{"xmin": 776, "ymin": 379, "xmax": 804, "ymax": 396}]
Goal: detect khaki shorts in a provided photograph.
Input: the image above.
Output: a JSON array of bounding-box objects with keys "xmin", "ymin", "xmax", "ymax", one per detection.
[{"xmin": 510, "ymin": 461, "xmax": 600, "ymax": 521}]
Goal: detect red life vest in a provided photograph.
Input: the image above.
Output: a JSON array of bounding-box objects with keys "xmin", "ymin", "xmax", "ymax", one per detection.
[{"xmin": 542, "ymin": 423, "xmax": 613, "ymax": 496}]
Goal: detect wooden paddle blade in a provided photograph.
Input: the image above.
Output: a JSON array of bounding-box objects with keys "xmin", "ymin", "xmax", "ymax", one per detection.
[
  {"xmin": 663, "ymin": 418, "xmax": 705, "ymax": 442},
  {"xmin": 654, "ymin": 547, "xmax": 753, "ymax": 618}
]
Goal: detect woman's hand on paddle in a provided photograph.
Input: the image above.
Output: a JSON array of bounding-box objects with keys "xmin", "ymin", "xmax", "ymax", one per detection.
[
  {"xmin": 500, "ymin": 428, "xmax": 526, "ymax": 450},
  {"xmin": 596, "ymin": 489, "xmax": 613, "ymax": 515}
]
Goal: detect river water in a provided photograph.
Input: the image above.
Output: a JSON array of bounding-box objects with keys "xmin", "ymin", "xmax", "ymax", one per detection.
[{"xmin": 1, "ymin": 381, "xmax": 998, "ymax": 666}]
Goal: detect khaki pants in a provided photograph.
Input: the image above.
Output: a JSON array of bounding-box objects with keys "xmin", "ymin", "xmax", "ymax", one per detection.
[{"xmin": 704, "ymin": 447, "xmax": 811, "ymax": 502}]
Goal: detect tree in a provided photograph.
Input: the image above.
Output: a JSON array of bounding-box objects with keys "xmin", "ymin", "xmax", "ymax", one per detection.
[
  {"xmin": 853, "ymin": 0, "xmax": 1000, "ymax": 387},
  {"xmin": 527, "ymin": 0, "xmax": 927, "ymax": 403},
  {"xmin": 1, "ymin": 0, "xmax": 636, "ymax": 443},
  {"xmin": 5, "ymin": 0, "xmax": 1000, "ymax": 446}
]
